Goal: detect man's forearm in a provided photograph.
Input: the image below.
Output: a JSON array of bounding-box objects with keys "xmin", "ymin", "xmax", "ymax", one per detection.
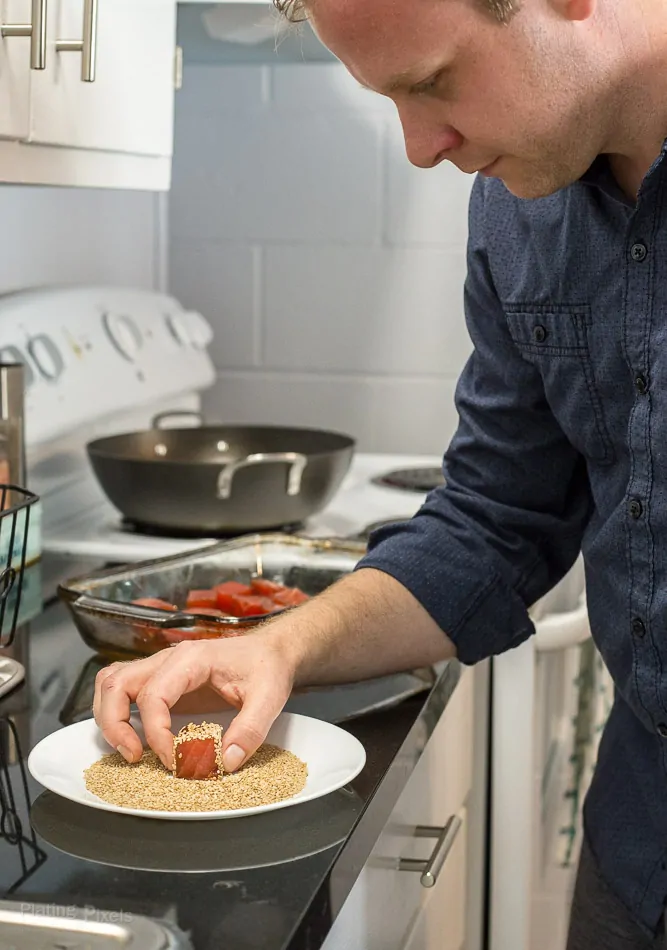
[{"xmin": 270, "ymin": 567, "xmax": 457, "ymax": 687}]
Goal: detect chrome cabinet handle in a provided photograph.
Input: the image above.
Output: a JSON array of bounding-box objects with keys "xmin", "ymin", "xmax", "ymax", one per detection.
[
  {"xmin": 397, "ymin": 814, "xmax": 463, "ymax": 888},
  {"xmin": 217, "ymin": 453, "xmax": 308, "ymax": 500},
  {"xmin": 55, "ymin": 0, "xmax": 97, "ymax": 82},
  {"xmin": 1, "ymin": 0, "xmax": 48, "ymax": 70}
]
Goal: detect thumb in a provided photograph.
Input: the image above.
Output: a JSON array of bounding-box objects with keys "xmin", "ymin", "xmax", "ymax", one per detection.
[{"xmin": 222, "ymin": 688, "xmax": 287, "ymax": 772}]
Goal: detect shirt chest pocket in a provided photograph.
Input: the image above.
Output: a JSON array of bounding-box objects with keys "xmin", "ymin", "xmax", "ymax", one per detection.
[{"xmin": 504, "ymin": 304, "xmax": 615, "ymax": 465}]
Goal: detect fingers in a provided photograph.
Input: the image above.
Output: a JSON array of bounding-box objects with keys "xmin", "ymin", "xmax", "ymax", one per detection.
[
  {"xmin": 94, "ymin": 653, "xmax": 170, "ymax": 764},
  {"xmin": 135, "ymin": 642, "xmax": 217, "ymax": 767},
  {"xmin": 93, "ymin": 635, "xmax": 295, "ymax": 777},
  {"xmin": 221, "ymin": 663, "xmax": 292, "ymax": 772}
]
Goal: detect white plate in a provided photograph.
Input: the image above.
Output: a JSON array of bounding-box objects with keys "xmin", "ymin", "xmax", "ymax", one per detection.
[{"xmin": 28, "ymin": 711, "xmax": 366, "ymax": 821}]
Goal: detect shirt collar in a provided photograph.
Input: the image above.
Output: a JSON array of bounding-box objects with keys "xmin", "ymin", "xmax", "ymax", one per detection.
[{"xmin": 579, "ymin": 137, "xmax": 667, "ymax": 204}]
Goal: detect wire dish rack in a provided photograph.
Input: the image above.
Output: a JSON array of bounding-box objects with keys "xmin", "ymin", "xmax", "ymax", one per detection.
[
  {"xmin": 0, "ymin": 717, "xmax": 47, "ymax": 891},
  {"xmin": 0, "ymin": 485, "xmax": 39, "ymax": 649},
  {"xmin": 0, "ymin": 485, "xmax": 45, "ymax": 891}
]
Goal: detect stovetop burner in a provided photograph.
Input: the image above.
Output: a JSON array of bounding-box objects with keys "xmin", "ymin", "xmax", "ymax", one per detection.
[
  {"xmin": 372, "ymin": 466, "xmax": 445, "ymax": 493},
  {"xmin": 119, "ymin": 519, "xmax": 305, "ymax": 540}
]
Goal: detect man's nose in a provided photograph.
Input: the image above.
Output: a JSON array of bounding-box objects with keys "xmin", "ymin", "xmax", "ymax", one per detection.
[{"xmin": 397, "ymin": 106, "xmax": 463, "ymax": 168}]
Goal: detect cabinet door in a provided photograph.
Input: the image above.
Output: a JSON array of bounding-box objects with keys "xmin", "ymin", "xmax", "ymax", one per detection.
[
  {"xmin": 28, "ymin": 0, "xmax": 176, "ymax": 156},
  {"xmin": 324, "ymin": 669, "xmax": 474, "ymax": 950},
  {"xmin": 0, "ymin": 0, "xmax": 31, "ymax": 140}
]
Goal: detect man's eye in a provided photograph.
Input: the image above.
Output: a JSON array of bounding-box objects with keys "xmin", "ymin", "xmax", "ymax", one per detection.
[
  {"xmin": 417, "ymin": 74, "xmax": 440, "ymax": 93},
  {"xmin": 413, "ymin": 70, "xmax": 450, "ymax": 96}
]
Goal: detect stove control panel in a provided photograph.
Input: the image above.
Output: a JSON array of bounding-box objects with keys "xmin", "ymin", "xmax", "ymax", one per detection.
[{"xmin": 0, "ymin": 287, "xmax": 216, "ymax": 447}]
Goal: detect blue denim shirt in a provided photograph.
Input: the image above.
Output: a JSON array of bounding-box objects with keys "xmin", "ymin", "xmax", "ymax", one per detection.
[{"xmin": 361, "ymin": 148, "xmax": 667, "ymax": 934}]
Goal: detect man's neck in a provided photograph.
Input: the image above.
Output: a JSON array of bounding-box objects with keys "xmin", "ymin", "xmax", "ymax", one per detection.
[
  {"xmin": 609, "ymin": 148, "xmax": 663, "ymax": 201},
  {"xmin": 603, "ymin": 3, "xmax": 667, "ymax": 200}
]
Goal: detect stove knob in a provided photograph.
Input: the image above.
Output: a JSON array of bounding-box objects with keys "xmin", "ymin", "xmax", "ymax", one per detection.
[
  {"xmin": 103, "ymin": 312, "xmax": 143, "ymax": 362},
  {"xmin": 27, "ymin": 335, "xmax": 64, "ymax": 381},
  {"xmin": 165, "ymin": 312, "xmax": 190, "ymax": 346},
  {"xmin": 183, "ymin": 310, "xmax": 213, "ymax": 350}
]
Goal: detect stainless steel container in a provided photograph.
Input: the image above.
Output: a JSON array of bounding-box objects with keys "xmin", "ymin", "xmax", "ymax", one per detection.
[
  {"xmin": 0, "ymin": 363, "xmax": 26, "ymax": 489},
  {"xmin": 0, "ymin": 899, "xmax": 193, "ymax": 949},
  {"xmin": 0, "ymin": 364, "xmax": 31, "ymax": 700}
]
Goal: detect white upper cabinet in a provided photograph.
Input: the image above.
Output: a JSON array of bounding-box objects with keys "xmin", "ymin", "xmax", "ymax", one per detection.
[
  {"xmin": 0, "ymin": 0, "xmax": 32, "ymax": 140},
  {"xmin": 0, "ymin": 0, "xmax": 177, "ymax": 189},
  {"xmin": 30, "ymin": 0, "xmax": 176, "ymax": 156}
]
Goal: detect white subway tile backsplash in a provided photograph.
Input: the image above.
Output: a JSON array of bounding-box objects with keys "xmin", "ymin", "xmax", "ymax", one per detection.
[
  {"xmin": 202, "ymin": 371, "xmax": 376, "ymax": 447},
  {"xmin": 272, "ymin": 63, "xmax": 395, "ymax": 115},
  {"xmin": 171, "ymin": 109, "xmax": 382, "ymax": 243},
  {"xmin": 169, "ymin": 240, "xmax": 257, "ymax": 368},
  {"xmin": 263, "ymin": 245, "xmax": 471, "ymax": 375},
  {"xmin": 170, "ymin": 59, "xmax": 474, "ymax": 454},
  {"xmin": 368, "ymin": 376, "xmax": 460, "ymax": 454},
  {"xmin": 176, "ymin": 64, "xmax": 268, "ymax": 115},
  {"xmin": 0, "ymin": 187, "xmax": 156, "ymax": 293},
  {"xmin": 200, "ymin": 370, "xmax": 460, "ymax": 455},
  {"xmin": 384, "ymin": 123, "xmax": 475, "ymax": 246}
]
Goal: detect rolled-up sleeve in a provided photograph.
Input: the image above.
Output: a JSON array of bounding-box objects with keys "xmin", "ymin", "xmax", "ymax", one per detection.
[{"xmin": 358, "ymin": 176, "xmax": 592, "ymax": 665}]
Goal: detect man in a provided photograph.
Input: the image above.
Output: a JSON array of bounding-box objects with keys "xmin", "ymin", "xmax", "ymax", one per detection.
[{"xmin": 94, "ymin": 0, "xmax": 667, "ymax": 945}]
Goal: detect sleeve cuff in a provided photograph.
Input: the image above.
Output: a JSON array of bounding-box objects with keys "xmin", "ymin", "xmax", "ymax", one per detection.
[{"xmin": 356, "ymin": 518, "xmax": 536, "ymax": 666}]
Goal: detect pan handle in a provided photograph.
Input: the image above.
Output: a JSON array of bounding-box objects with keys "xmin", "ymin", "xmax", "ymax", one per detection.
[
  {"xmin": 71, "ymin": 595, "xmax": 200, "ymax": 628},
  {"xmin": 217, "ymin": 452, "xmax": 308, "ymax": 500},
  {"xmin": 70, "ymin": 595, "xmax": 251, "ymax": 628},
  {"xmin": 152, "ymin": 410, "xmax": 204, "ymax": 429}
]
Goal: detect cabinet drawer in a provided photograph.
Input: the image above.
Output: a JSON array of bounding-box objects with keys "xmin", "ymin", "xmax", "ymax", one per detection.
[{"xmin": 324, "ymin": 669, "xmax": 474, "ymax": 950}]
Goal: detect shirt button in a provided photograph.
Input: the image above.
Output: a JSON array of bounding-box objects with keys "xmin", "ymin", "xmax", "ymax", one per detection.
[
  {"xmin": 657, "ymin": 723, "xmax": 667, "ymax": 738},
  {"xmin": 635, "ymin": 373, "xmax": 648, "ymax": 395},
  {"xmin": 632, "ymin": 618, "xmax": 646, "ymax": 638},
  {"xmin": 631, "ymin": 242, "xmax": 648, "ymax": 262},
  {"xmin": 533, "ymin": 325, "xmax": 548, "ymax": 344},
  {"xmin": 629, "ymin": 498, "xmax": 643, "ymax": 519}
]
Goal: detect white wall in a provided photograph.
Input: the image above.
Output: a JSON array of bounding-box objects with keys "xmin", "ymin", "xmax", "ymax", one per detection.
[
  {"xmin": 169, "ymin": 62, "xmax": 474, "ymax": 454},
  {"xmin": 0, "ymin": 186, "xmax": 160, "ymax": 293}
]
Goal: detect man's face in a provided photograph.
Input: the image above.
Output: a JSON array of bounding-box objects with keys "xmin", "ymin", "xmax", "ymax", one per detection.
[{"xmin": 310, "ymin": 0, "xmax": 610, "ymax": 198}]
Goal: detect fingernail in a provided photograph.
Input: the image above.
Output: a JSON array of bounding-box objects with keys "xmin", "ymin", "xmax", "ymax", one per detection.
[
  {"xmin": 117, "ymin": 745, "xmax": 133, "ymax": 762},
  {"xmin": 223, "ymin": 744, "xmax": 245, "ymax": 772}
]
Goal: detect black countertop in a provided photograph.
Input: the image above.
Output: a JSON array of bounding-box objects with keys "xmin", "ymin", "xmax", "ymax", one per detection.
[{"xmin": 0, "ymin": 595, "xmax": 462, "ymax": 950}]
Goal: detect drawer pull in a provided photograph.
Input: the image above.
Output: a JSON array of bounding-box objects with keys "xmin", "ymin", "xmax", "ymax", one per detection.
[{"xmin": 397, "ymin": 814, "xmax": 462, "ymax": 888}]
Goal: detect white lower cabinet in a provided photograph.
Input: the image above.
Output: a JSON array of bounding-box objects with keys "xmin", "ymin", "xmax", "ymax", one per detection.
[{"xmin": 324, "ymin": 668, "xmax": 474, "ymax": 950}]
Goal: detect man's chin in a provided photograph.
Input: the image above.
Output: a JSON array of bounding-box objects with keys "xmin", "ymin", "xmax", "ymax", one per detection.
[{"xmin": 496, "ymin": 166, "xmax": 576, "ymax": 200}]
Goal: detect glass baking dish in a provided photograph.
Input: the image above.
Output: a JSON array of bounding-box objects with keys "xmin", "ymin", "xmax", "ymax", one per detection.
[{"xmin": 58, "ymin": 534, "xmax": 366, "ymax": 660}]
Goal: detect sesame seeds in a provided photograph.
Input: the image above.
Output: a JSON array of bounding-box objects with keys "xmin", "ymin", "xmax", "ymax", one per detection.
[
  {"xmin": 84, "ymin": 744, "xmax": 308, "ymax": 813},
  {"xmin": 173, "ymin": 721, "xmax": 224, "ymax": 779}
]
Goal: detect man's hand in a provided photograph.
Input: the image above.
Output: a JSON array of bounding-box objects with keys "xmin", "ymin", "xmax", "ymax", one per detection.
[
  {"xmin": 93, "ymin": 632, "xmax": 294, "ymax": 772},
  {"xmin": 93, "ymin": 569, "xmax": 454, "ymax": 773}
]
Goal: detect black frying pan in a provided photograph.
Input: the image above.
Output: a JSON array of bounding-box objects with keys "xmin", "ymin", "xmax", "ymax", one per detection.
[{"xmin": 86, "ymin": 412, "xmax": 355, "ymax": 536}]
